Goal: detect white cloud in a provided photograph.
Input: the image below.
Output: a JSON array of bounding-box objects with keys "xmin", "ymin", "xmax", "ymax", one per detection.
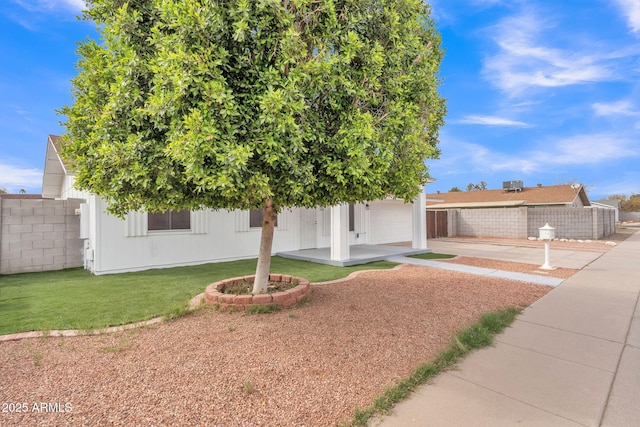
[
  {"xmin": 7, "ymin": 0, "xmax": 88, "ymax": 32},
  {"xmin": 539, "ymin": 134, "xmax": 640, "ymax": 165},
  {"xmin": 11, "ymin": 0, "xmax": 86, "ymax": 14},
  {"xmin": 592, "ymin": 99, "xmax": 640, "ymax": 116},
  {"xmin": 435, "ymin": 139, "xmax": 539, "ymax": 175},
  {"xmin": 483, "ymin": 11, "xmax": 616, "ymax": 96},
  {"xmin": 615, "ymin": 0, "xmax": 640, "ymax": 33},
  {"xmin": 0, "ymin": 164, "xmax": 43, "ymax": 193},
  {"xmin": 455, "ymin": 115, "xmax": 529, "ymax": 127},
  {"xmin": 589, "ymin": 167, "xmax": 640, "ymax": 197},
  {"xmin": 62, "ymin": 0, "xmax": 86, "ymax": 12},
  {"xmin": 433, "ymin": 132, "xmax": 639, "ymax": 181},
  {"xmin": 430, "ymin": 0, "xmax": 505, "ymax": 26}
]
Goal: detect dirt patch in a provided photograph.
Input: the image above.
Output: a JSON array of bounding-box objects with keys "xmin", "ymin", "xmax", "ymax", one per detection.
[{"xmin": 0, "ymin": 264, "xmax": 550, "ymax": 427}]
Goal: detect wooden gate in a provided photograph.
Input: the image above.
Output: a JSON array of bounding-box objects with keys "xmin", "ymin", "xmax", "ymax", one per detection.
[{"xmin": 427, "ymin": 210, "xmax": 448, "ymax": 239}]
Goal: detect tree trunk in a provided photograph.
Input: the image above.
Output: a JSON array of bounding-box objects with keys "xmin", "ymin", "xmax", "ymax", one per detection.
[{"xmin": 253, "ymin": 198, "xmax": 277, "ymax": 294}]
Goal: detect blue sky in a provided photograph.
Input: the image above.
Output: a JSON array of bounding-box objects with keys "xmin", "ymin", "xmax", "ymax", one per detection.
[{"xmin": 1, "ymin": 0, "xmax": 639, "ymax": 200}]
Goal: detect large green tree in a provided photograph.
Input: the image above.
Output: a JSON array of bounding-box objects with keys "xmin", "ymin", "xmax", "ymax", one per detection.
[{"xmin": 61, "ymin": 0, "xmax": 446, "ymax": 293}]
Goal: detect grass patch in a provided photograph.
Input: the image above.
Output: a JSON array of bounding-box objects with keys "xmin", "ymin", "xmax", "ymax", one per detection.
[
  {"xmin": 0, "ymin": 257, "xmax": 396, "ymax": 335},
  {"xmin": 342, "ymin": 307, "xmax": 521, "ymax": 427},
  {"xmin": 101, "ymin": 333, "xmax": 132, "ymax": 354},
  {"xmin": 25, "ymin": 343, "xmax": 44, "ymax": 367},
  {"xmin": 245, "ymin": 304, "xmax": 282, "ymax": 314},
  {"xmin": 408, "ymin": 252, "xmax": 456, "ymax": 260},
  {"xmin": 243, "ymin": 379, "xmax": 256, "ymax": 395},
  {"xmin": 162, "ymin": 302, "xmax": 192, "ymax": 322}
]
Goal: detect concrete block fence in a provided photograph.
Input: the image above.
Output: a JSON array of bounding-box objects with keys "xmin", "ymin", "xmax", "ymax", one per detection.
[
  {"xmin": 0, "ymin": 195, "xmax": 84, "ymax": 275},
  {"xmin": 443, "ymin": 206, "xmax": 615, "ymax": 240},
  {"xmin": 620, "ymin": 212, "xmax": 640, "ymax": 222}
]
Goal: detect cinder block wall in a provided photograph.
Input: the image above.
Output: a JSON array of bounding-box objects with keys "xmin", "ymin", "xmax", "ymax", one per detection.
[
  {"xmin": 620, "ymin": 212, "xmax": 640, "ymax": 222},
  {"xmin": 527, "ymin": 208, "xmax": 594, "ymax": 239},
  {"xmin": 0, "ymin": 196, "xmax": 83, "ymax": 275},
  {"xmin": 528, "ymin": 207, "xmax": 615, "ymax": 239},
  {"xmin": 597, "ymin": 209, "xmax": 615, "ymax": 238},
  {"xmin": 453, "ymin": 207, "xmax": 528, "ymax": 238},
  {"xmin": 446, "ymin": 206, "xmax": 616, "ymax": 240}
]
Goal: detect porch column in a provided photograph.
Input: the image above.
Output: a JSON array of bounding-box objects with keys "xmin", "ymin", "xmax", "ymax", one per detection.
[
  {"xmin": 412, "ymin": 189, "xmax": 427, "ymax": 249},
  {"xmin": 330, "ymin": 203, "xmax": 350, "ymax": 261}
]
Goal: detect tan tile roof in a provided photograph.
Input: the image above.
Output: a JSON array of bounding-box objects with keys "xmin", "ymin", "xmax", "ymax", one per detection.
[{"xmin": 426, "ymin": 184, "xmax": 590, "ymax": 208}]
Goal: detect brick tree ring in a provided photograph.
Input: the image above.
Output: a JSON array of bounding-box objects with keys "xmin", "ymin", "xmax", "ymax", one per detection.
[{"xmin": 204, "ymin": 274, "xmax": 311, "ymax": 311}]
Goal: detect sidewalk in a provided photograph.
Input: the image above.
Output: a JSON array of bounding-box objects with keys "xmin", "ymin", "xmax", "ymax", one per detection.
[{"xmin": 371, "ymin": 231, "xmax": 640, "ymax": 427}]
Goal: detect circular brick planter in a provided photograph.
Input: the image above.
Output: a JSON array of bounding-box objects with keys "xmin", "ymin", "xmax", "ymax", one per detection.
[{"xmin": 204, "ymin": 274, "xmax": 311, "ymax": 311}]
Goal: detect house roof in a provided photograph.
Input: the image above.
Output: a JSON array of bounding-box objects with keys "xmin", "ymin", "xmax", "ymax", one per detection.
[
  {"xmin": 42, "ymin": 135, "xmax": 67, "ymax": 199},
  {"xmin": 592, "ymin": 199, "xmax": 620, "ymax": 209},
  {"xmin": 426, "ymin": 184, "xmax": 591, "ymax": 209}
]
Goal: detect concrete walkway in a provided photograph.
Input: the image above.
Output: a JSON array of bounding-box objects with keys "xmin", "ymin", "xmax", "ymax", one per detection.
[
  {"xmin": 371, "ymin": 232, "xmax": 640, "ymax": 427},
  {"xmin": 388, "ymin": 255, "xmax": 564, "ymax": 287}
]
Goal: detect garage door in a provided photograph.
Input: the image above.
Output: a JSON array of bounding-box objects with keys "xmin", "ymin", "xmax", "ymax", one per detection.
[{"xmin": 368, "ymin": 200, "xmax": 412, "ymax": 244}]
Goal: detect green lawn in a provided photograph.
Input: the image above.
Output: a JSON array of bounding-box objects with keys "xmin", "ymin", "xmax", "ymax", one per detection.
[
  {"xmin": 0, "ymin": 257, "xmax": 397, "ymax": 335},
  {"xmin": 408, "ymin": 252, "xmax": 456, "ymax": 260}
]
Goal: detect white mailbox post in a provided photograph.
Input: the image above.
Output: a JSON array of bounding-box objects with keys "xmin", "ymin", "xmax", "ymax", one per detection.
[{"xmin": 539, "ymin": 223, "xmax": 556, "ymax": 270}]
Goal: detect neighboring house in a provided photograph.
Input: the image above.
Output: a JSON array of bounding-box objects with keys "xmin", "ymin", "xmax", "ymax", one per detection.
[
  {"xmin": 592, "ymin": 199, "xmax": 620, "ymax": 223},
  {"xmin": 426, "ymin": 183, "xmax": 591, "ymax": 210},
  {"xmin": 41, "ymin": 135, "xmax": 429, "ymax": 275},
  {"xmin": 426, "ymin": 182, "xmax": 615, "ymax": 240}
]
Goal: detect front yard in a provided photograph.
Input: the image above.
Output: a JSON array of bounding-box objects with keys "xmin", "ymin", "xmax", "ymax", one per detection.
[
  {"xmin": 0, "ymin": 257, "xmax": 396, "ymax": 335},
  {"xmin": 0, "ymin": 263, "xmax": 550, "ymax": 426}
]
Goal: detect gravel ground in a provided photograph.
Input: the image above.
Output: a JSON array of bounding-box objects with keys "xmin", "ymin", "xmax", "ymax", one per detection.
[{"xmin": 0, "ymin": 264, "xmax": 552, "ymax": 427}]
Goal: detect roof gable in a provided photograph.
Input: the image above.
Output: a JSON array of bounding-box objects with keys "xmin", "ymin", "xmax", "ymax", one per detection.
[{"xmin": 41, "ymin": 135, "xmax": 67, "ymax": 199}]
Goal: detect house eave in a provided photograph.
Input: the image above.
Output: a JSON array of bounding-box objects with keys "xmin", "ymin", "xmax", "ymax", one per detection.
[
  {"xmin": 41, "ymin": 135, "xmax": 67, "ymax": 199},
  {"xmin": 427, "ymin": 200, "xmax": 526, "ymax": 209}
]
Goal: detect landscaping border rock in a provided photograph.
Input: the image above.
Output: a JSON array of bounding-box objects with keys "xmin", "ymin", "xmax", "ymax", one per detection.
[{"xmin": 204, "ymin": 274, "xmax": 311, "ymax": 311}]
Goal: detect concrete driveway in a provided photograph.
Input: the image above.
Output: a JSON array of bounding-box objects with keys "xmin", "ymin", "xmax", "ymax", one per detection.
[{"xmin": 426, "ymin": 239, "xmax": 606, "ymax": 270}]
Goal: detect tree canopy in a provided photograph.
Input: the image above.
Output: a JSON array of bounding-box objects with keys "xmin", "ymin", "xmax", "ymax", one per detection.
[
  {"xmin": 466, "ymin": 181, "xmax": 487, "ymax": 191},
  {"xmin": 608, "ymin": 194, "xmax": 640, "ymax": 212},
  {"xmin": 60, "ymin": 0, "xmax": 446, "ymax": 292},
  {"xmin": 61, "ymin": 0, "xmax": 445, "ymax": 217}
]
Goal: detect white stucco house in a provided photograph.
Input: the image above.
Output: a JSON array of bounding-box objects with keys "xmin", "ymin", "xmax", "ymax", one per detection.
[{"xmin": 42, "ymin": 135, "xmax": 430, "ymax": 275}]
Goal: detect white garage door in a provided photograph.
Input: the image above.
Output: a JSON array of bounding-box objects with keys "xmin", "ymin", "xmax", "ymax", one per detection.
[{"xmin": 368, "ymin": 200, "xmax": 413, "ymax": 244}]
